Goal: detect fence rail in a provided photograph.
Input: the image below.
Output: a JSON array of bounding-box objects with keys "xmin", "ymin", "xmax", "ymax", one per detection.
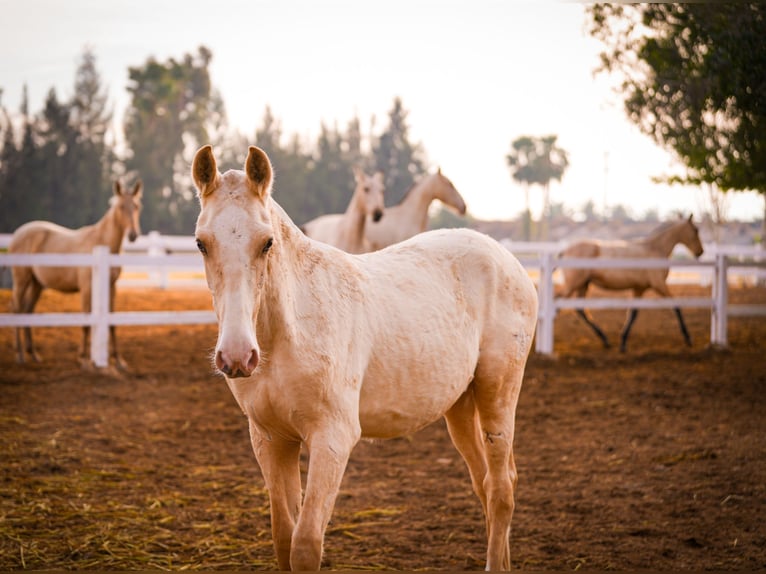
[{"xmin": 1, "ymin": 237, "xmax": 764, "ymax": 366}]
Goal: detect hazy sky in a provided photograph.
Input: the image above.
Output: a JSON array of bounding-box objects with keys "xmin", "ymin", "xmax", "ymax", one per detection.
[{"xmin": 0, "ymin": 0, "xmax": 761, "ymax": 222}]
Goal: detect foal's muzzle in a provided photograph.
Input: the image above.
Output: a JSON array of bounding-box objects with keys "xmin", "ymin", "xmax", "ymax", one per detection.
[{"xmin": 372, "ymin": 209, "xmax": 383, "ymax": 222}]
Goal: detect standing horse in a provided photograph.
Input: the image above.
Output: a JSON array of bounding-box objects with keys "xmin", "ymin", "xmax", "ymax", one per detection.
[
  {"xmin": 557, "ymin": 215, "xmax": 704, "ymax": 352},
  {"xmin": 9, "ymin": 180, "xmax": 143, "ymax": 368},
  {"xmin": 300, "ymin": 167, "xmax": 385, "ymax": 254},
  {"xmin": 364, "ymin": 168, "xmax": 467, "ymax": 251},
  {"xmin": 192, "ymin": 145, "xmax": 537, "ymax": 571}
]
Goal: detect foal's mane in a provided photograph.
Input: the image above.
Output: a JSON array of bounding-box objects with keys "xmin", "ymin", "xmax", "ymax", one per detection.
[{"xmin": 646, "ymin": 217, "xmax": 692, "ymax": 241}]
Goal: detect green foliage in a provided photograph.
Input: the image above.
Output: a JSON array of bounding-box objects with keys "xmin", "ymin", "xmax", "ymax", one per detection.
[
  {"xmin": 0, "ymin": 49, "xmax": 115, "ymax": 233},
  {"xmin": 371, "ymin": 97, "xmax": 428, "ymax": 204},
  {"xmin": 588, "ymin": 4, "xmax": 766, "ymax": 196},
  {"xmin": 0, "ymin": 45, "xmax": 429, "ymax": 235},
  {"xmin": 124, "ymin": 46, "xmax": 217, "ymax": 234}
]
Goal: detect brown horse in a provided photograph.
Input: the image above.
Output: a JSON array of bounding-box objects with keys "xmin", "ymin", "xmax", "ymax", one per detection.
[
  {"xmin": 557, "ymin": 215, "xmax": 704, "ymax": 351},
  {"xmin": 9, "ymin": 180, "xmax": 143, "ymax": 367}
]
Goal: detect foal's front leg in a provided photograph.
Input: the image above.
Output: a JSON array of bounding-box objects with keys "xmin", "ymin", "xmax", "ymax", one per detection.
[
  {"xmin": 291, "ymin": 424, "xmax": 360, "ymax": 570},
  {"xmin": 250, "ymin": 421, "xmax": 302, "ymax": 571}
]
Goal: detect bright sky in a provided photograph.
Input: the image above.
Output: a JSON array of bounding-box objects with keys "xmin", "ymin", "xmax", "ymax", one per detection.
[{"xmin": 0, "ymin": 0, "xmax": 761, "ymax": 222}]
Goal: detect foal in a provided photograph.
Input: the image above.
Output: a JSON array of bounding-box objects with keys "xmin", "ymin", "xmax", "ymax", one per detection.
[
  {"xmin": 192, "ymin": 145, "xmax": 538, "ymax": 570},
  {"xmin": 300, "ymin": 167, "xmax": 385, "ymax": 253},
  {"xmin": 365, "ymin": 168, "xmax": 467, "ymax": 251},
  {"xmin": 9, "ymin": 181, "xmax": 143, "ymax": 367},
  {"xmin": 558, "ymin": 215, "xmax": 704, "ymax": 351}
]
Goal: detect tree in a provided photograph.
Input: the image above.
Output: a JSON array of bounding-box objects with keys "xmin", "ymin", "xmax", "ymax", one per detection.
[
  {"xmin": 587, "ymin": 4, "xmax": 766, "ymax": 228},
  {"xmin": 506, "ymin": 135, "xmax": 569, "ymax": 239},
  {"xmin": 124, "ymin": 46, "xmax": 219, "ymax": 233},
  {"xmin": 371, "ymin": 97, "xmax": 427, "ymax": 203}
]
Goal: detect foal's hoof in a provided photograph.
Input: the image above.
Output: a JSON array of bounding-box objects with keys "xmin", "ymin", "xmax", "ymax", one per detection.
[{"xmin": 114, "ymin": 358, "xmax": 130, "ymax": 373}]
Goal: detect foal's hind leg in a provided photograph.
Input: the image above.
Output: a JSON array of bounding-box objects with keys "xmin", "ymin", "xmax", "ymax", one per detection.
[
  {"xmin": 620, "ymin": 309, "xmax": 639, "ymax": 352},
  {"xmin": 577, "ymin": 308, "xmax": 610, "ymax": 348},
  {"xmin": 444, "ymin": 387, "xmax": 489, "ymax": 519},
  {"xmin": 472, "ymin": 359, "xmax": 526, "ymax": 571},
  {"xmin": 673, "ymin": 307, "xmax": 692, "ymax": 347},
  {"xmin": 566, "ymin": 284, "xmax": 610, "ymax": 348}
]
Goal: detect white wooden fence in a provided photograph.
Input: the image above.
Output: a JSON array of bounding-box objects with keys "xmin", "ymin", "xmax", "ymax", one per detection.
[
  {"xmin": 0, "ymin": 247, "xmax": 216, "ymax": 367},
  {"xmin": 1, "ymin": 234, "xmax": 764, "ymax": 366}
]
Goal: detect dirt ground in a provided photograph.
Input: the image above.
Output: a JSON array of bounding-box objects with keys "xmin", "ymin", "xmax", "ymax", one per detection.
[{"xmin": 0, "ymin": 283, "xmax": 764, "ymax": 571}]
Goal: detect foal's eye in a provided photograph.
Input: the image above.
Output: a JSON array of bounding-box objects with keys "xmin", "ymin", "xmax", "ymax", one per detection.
[
  {"xmin": 262, "ymin": 237, "xmax": 274, "ymax": 254},
  {"xmin": 196, "ymin": 238, "xmax": 207, "ymax": 255}
]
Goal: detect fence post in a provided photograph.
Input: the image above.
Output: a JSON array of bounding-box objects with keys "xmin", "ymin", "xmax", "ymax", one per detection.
[
  {"xmin": 710, "ymin": 252, "xmax": 729, "ymax": 347},
  {"xmin": 90, "ymin": 246, "xmax": 111, "ymax": 368},
  {"xmin": 147, "ymin": 230, "xmax": 168, "ymax": 289},
  {"xmin": 535, "ymin": 251, "xmax": 555, "ymax": 355}
]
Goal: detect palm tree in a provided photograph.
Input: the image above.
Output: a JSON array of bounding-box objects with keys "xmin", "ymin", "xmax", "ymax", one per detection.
[{"xmin": 506, "ymin": 134, "xmax": 569, "ymax": 239}]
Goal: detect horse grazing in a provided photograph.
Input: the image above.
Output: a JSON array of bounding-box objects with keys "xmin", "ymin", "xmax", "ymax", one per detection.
[
  {"xmin": 192, "ymin": 145, "xmax": 537, "ymax": 571},
  {"xmin": 557, "ymin": 215, "xmax": 704, "ymax": 352},
  {"xmin": 364, "ymin": 168, "xmax": 467, "ymax": 251},
  {"xmin": 300, "ymin": 167, "xmax": 385, "ymax": 254},
  {"xmin": 9, "ymin": 180, "xmax": 143, "ymax": 368}
]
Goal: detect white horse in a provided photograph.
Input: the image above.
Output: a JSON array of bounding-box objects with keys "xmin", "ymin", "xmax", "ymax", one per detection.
[
  {"xmin": 9, "ymin": 181, "xmax": 142, "ymax": 368},
  {"xmin": 192, "ymin": 145, "xmax": 538, "ymax": 571},
  {"xmin": 300, "ymin": 167, "xmax": 385, "ymax": 254},
  {"xmin": 557, "ymin": 215, "xmax": 704, "ymax": 351},
  {"xmin": 364, "ymin": 168, "xmax": 467, "ymax": 251}
]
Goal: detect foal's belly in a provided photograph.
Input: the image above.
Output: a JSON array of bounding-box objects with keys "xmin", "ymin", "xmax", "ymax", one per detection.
[{"xmin": 357, "ymin": 355, "xmax": 477, "ymax": 439}]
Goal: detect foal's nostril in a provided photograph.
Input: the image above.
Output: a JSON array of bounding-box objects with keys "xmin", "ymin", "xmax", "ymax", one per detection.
[
  {"xmin": 215, "ymin": 348, "xmax": 258, "ymax": 378},
  {"xmin": 373, "ymin": 210, "xmax": 383, "ymax": 222}
]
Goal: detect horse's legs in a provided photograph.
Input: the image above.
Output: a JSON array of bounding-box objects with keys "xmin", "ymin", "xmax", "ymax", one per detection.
[
  {"xmin": 108, "ymin": 284, "xmax": 128, "ymax": 370},
  {"xmin": 12, "ymin": 273, "xmax": 43, "ymax": 362},
  {"xmin": 577, "ymin": 308, "xmax": 610, "ymax": 348},
  {"xmin": 444, "ymin": 387, "xmax": 488, "ymax": 520},
  {"xmin": 472, "ymin": 360, "xmax": 525, "ymax": 571},
  {"xmin": 79, "ymin": 288, "xmax": 92, "ymax": 365},
  {"xmin": 674, "ymin": 307, "xmax": 692, "ymax": 346},
  {"xmin": 620, "ymin": 309, "xmax": 639, "ymax": 352},
  {"xmin": 291, "ymin": 424, "xmax": 360, "ymax": 570},
  {"xmin": 250, "ymin": 420, "xmax": 302, "ymax": 571},
  {"xmin": 564, "ymin": 283, "xmax": 610, "ymax": 348}
]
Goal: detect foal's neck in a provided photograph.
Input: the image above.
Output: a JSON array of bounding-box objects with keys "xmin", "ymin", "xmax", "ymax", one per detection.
[
  {"xmin": 93, "ymin": 205, "xmax": 127, "ymax": 253},
  {"xmin": 396, "ymin": 180, "xmax": 432, "ymax": 230},
  {"xmin": 646, "ymin": 225, "xmax": 682, "ymax": 257},
  {"xmin": 339, "ymin": 191, "xmax": 368, "ymax": 252}
]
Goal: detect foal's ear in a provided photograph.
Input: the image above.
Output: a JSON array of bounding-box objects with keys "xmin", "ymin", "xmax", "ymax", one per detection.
[
  {"xmin": 688, "ymin": 213, "xmax": 694, "ymax": 223},
  {"xmin": 132, "ymin": 180, "xmax": 143, "ymax": 198},
  {"xmin": 245, "ymin": 146, "xmax": 273, "ymax": 199},
  {"xmin": 192, "ymin": 145, "xmax": 220, "ymax": 198},
  {"xmin": 113, "ymin": 181, "xmax": 124, "ymax": 197}
]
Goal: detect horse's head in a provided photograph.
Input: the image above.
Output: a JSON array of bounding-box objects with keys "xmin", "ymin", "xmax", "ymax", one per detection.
[
  {"xmin": 193, "ymin": 144, "xmax": 275, "ymax": 379},
  {"xmin": 681, "ymin": 214, "xmax": 704, "ymax": 258},
  {"xmin": 353, "ymin": 167, "xmax": 385, "ymax": 222},
  {"xmin": 432, "ymin": 168, "xmax": 467, "ymax": 215},
  {"xmin": 113, "ymin": 180, "xmax": 143, "ymax": 242}
]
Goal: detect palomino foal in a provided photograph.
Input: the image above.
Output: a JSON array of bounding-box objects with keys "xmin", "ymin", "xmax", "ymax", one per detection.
[
  {"xmin": 300, "ymin": 167, "xmax": 385, "ymax": 253},
  {"xmin": 192, "ymin": 145, "xmax": 538, "ymax": 571},
  {"xmin": 9, "ymin": 181, "xmax": 142, "ymax": 367},
  {"xmin": 558, "ymin": 215, "xmax": 704, "ymax": 351},
  {"xmin": 364, "ymin": 168, "xmax": 467, "ymax": 251}
]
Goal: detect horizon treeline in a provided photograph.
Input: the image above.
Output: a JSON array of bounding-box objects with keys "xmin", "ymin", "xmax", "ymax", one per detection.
[{"xmin": 0, "ymin": 46, "xmax": 433, "ymax": 235}]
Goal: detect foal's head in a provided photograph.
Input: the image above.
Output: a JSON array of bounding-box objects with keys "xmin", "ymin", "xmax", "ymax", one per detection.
[
  {"xmin": 353, "ymin": 167, "xmax": 385, "ymax": 222},
  {"xmin": 112, "ymin": 180, "xmax": 143, "ymax": 242},
  {"xmin": 431, "ymin": 168, "xmax": 466, "ymax": 215},
  {"xmin": 680, "ymin": 214, "xmax": 704, "ymax": 258},
  {"xmin": 192, "ymin": 145, "xmax": 275, "ymax": 379}
]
